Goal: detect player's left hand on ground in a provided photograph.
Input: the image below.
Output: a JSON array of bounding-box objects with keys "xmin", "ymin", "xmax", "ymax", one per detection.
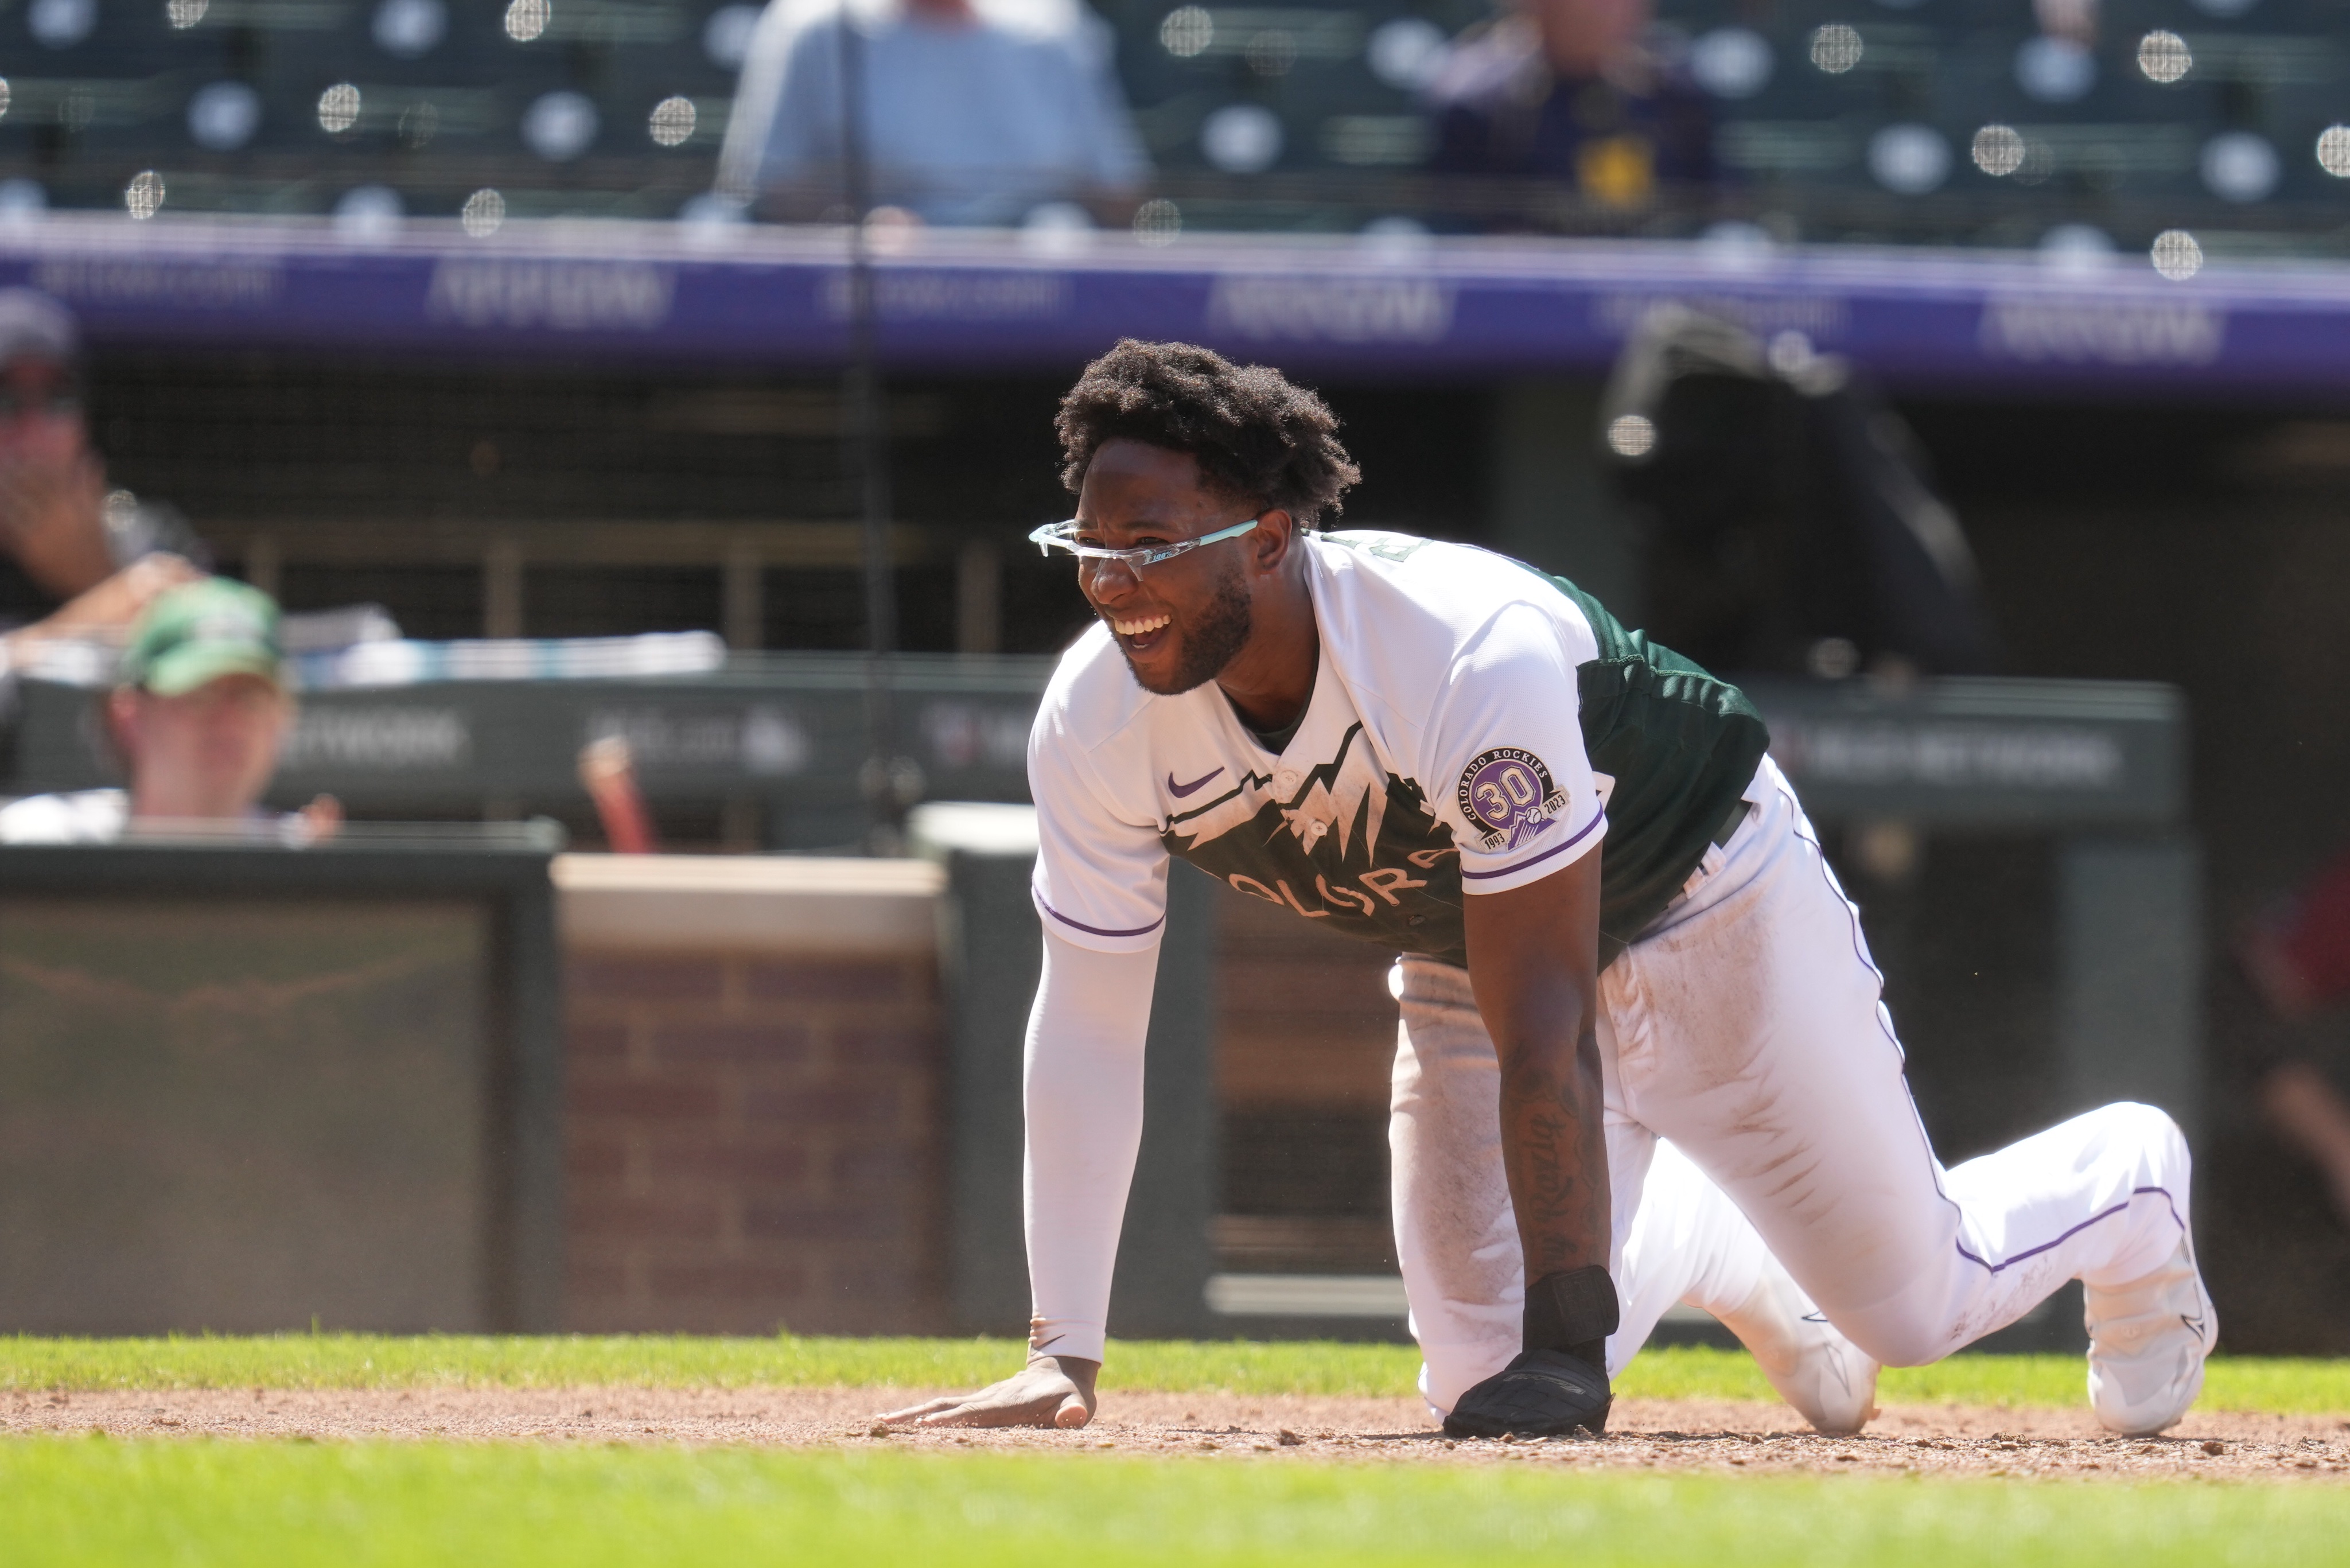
[
  {"xmin": 879, "ymin": 1353, "xmax": 1100, "ymax": 1430},
  {"xmin": 1442, "ymin": 1349, "xmax": 1613, "ymax": 1439}
]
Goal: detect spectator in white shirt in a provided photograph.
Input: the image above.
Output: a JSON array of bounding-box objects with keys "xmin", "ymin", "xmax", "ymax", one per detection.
[{"xmin": 716, "ymin": 0, "xmax": 1149, "ymax": 226}]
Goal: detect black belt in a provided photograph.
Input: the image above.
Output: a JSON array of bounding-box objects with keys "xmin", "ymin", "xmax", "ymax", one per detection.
[{"xmin": 1710, "ymin": 797, "xmax": 1752, "ymax": 850}]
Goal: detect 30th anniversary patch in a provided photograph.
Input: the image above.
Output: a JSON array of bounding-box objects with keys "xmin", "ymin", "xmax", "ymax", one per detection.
[{"xmin": 1456, "ymin": 746, "xmax": 1569, "ymax": 851}]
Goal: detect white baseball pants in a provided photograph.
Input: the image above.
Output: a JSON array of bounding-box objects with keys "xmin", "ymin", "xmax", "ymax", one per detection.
[{"xmin": 1392, "ymin": 756, "xmax": 2195, "ymax": 1414}]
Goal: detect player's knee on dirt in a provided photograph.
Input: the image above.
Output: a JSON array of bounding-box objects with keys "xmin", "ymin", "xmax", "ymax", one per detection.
[{"xmin": 1418, "ymin": 1341, "xmax": 1516, "ymax": 1417}]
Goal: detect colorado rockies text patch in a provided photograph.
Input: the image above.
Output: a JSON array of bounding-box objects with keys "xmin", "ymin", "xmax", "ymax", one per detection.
[{"xmin": 1457, "ymin": 747, "xmax": 1570, "ymax": 851}]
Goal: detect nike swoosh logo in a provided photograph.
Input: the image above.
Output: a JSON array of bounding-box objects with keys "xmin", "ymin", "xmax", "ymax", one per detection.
[
  {"xmin": 1032, "ymin": 1333, "xmax": 1064, "ymax": 1351},
  {"xmin": 1168, "ymin": 767, "xmax": 1225, "ymax": 798}
]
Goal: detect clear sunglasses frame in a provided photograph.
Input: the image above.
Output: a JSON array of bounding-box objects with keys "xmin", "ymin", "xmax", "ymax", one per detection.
[{"xmin": 1026, "ymin": 515, "xmax": 1261, "ymax": 572}]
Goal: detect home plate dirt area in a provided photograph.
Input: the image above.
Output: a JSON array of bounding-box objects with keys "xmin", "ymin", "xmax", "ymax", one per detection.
[{"xmin": 6, "ymin": 1386, "xmax": 2345, "ymax": 1480}]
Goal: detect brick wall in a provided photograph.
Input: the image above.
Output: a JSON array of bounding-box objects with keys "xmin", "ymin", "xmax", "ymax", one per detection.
[
  {"xmin": 562, "ymin": 948, "xmax": 947, "ymax": 1334},
  {"xmin": 554, "ymin": 858, "xmax": 1403, "ymax": 1332},
  {"xmin": 1213, "ymin": 889, "xmax": 1402, "ymax": 1274},
  {"xmin": 1216, "ymin": 890, "xmax": 1398, "ymax": 1115}
]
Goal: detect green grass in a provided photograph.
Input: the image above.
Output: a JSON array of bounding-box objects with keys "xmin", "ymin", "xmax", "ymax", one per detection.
[
  {"xmin": 3, "ymin": 1335, "xmax": 2349, "ymax": 1414},
  {"xmin": 0, "ymin": 1333, "xmax": 1035, "ymax": 1396},
  {"xmin": 10, "ymin": 1437, "xmax": 2350, "ymax": 1568}
]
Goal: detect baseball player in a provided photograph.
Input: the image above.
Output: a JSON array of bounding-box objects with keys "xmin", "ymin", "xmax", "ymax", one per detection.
[{"xmin": 889, "ymin": 340, "xmax": 2212, "ymax": 1440}]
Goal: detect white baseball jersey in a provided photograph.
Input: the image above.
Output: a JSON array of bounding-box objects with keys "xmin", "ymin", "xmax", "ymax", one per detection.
[{"xmin": 1028, "ymin": 531, "xmax": 1612, "ymax": 968}]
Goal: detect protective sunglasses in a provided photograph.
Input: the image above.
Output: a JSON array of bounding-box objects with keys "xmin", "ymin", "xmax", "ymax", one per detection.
[{"xmin": 1027, "ymin": 515, "xmax": 1260, "ymax": 571}]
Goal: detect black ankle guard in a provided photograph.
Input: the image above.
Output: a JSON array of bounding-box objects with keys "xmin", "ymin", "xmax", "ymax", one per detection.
[{"xmin": 1524, "ymin": 1266, "xmax": 1620, "ymax": 1370}]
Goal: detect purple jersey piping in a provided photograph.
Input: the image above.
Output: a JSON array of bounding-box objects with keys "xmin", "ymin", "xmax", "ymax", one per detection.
[
  {"xmin": 1458, "ymin": 808, "xmax": 1605, "ymax": 881},
  {"xmin": 1037, "ymin": 896, "xmax": 1165, "ymax": 941},
  {"xmin": 1954, "ymin": 1185, "xmax": 2184, "ymax": 1275}
]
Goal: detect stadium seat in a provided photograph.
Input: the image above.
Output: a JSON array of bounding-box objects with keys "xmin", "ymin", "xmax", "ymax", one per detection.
[{"xmin": 0, "ymin": 0, "xmax": 2343, "ymax": 243}]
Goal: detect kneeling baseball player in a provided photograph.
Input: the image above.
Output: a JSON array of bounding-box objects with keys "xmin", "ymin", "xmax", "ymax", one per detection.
[{"xmin": 888, "ymin": 341, "xmax": 2213, "ymax": 1441}]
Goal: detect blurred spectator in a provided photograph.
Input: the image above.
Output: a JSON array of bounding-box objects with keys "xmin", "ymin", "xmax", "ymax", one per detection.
[
  {"xmin": 0, "ymin": 578, "xmax": 337, "ymax": 844},
  {"xmin": 2234, "ymin": 854, "xmax": 2350, "ymax": 1224},
  {"xmin": 2034, "ymin": 0, "xmax": 2096, "ymax": 47},
  {"xmin": 0, "ymin": 289, "xmax": 208, "ymax": 666},
  {"xmin": 1599, "ymin": 308, "xmax": 1998, "ymax": 680},
  {"xmin": 715, "ymin": 0, "xmax": 1149, "ymax": 226},
  {"xmin": 1423, "ymin": 0, "xmax": 1714, "ymax": 207}
]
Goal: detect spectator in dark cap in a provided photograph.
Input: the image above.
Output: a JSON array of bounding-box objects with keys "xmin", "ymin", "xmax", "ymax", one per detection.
[
  {"xmin": 0, "ymin": 289, "xmax": 207, "ymax": 674},
  {"xmin": 1423, "ymin": 0, "xmax": 1714, "ymax": 212}
]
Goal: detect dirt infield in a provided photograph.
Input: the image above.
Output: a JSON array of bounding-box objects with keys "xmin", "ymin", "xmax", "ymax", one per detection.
[{"xmin": 6, "ymin": 1386, "xmax": 2346, "ymax": 1480}]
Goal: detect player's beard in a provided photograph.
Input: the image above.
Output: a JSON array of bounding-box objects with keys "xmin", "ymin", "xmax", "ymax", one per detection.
[{"xmin": 1116, "ymin": 562, "xmax": 1252, "ymax": 696}]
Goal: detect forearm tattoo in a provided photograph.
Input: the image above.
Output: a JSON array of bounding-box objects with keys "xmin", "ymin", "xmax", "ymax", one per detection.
[{"xmin": 1499, "ymin": 1025, "xmax": 1609, "ymax": 1277}]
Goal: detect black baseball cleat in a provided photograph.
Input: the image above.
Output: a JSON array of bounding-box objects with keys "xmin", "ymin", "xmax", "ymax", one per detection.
[{"xmin": 1441, "ymin": 1349, "xmax": 1613, "ymax": 1439}]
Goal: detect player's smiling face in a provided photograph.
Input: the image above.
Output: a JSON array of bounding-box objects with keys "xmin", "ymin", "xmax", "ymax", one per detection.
[{"xmin": 1074, "ymin": 440, "xmax": 1269, "ymax": 696}]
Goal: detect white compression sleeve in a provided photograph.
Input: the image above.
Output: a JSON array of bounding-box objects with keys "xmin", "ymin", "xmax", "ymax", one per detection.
[{"xmin": 1022, "ymin": 928, "xmax": 1160, "ymax": 1366}]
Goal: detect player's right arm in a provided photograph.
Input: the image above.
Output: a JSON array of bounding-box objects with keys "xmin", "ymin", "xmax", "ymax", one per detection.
[
  {"xmin": 881, "ymin": 671, "xmax": 1169, "ymax": 1428},
  {"xmin": 880, "ymin": 928, "xmax": 1157, "ymax": 1427}
]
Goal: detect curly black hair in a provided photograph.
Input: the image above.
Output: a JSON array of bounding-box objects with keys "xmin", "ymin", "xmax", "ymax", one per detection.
[{"xmin": 1056, "ymin": 340, "xmax": 1361, "ymax": 526}]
